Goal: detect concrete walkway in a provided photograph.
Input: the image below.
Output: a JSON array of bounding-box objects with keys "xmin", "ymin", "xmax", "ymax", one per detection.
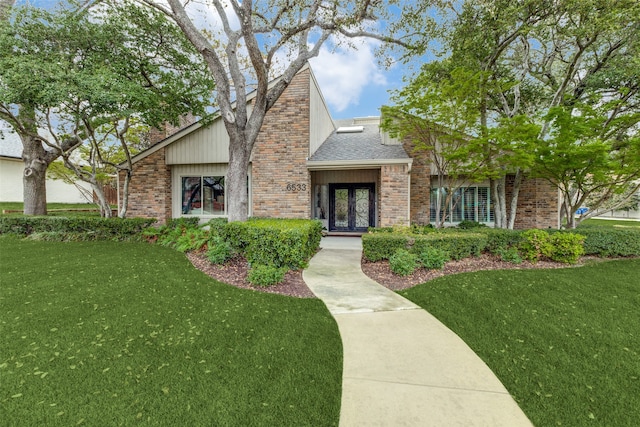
[{"xmin": 303, "ymin": 237, "xmax": 533, "ymax": 427}]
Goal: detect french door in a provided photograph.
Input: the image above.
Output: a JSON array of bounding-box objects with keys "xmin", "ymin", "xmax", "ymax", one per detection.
[{"xmin": 329, "ymin": 183, "xmax": 375, "ymax": 232}]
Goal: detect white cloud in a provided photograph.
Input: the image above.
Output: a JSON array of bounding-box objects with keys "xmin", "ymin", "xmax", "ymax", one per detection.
[{"xmin": 310, "ymin": 37, "xmax": 388, "ymax": 113}]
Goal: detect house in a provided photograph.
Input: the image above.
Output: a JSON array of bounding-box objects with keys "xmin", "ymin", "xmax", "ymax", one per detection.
[
  {"xmin": 0, "ymin": 127, "xmax": 92, "ymax": 204},
  {"xmin": 121, "ymin": 64, "xmax": 560, "ymax": 231}
]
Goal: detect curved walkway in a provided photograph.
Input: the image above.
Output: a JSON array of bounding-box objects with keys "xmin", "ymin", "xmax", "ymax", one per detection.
[{"xmin": 303, "ymin": 237, "xmax": 533, "ymax": 427}]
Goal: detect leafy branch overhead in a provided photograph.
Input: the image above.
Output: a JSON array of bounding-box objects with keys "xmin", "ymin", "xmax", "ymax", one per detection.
[{"xmin": 138, "ymin": 0, "xmax": 437, "ymax": 222}]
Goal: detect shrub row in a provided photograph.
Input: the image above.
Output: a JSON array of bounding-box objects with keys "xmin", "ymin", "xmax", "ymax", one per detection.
[
  {"xmin": 573, "ymin": 227, "xmax": 640, "ymax": 257},
  {"xmin": 362, "ymin": 232, "xmax": 487, "ymax": 262},
  {"xmin": 0, "ymin": 216, "xmax": 156, "ymax": 240},
  {"xmin": 366, "ymin": 223, "xmax": 640, "ymax": 270},
  {"xmin": 144, "ymin": 217, "xmax": 323, "ymax": 286}
]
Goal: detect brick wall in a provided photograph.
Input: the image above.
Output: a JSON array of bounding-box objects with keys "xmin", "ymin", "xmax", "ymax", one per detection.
[
  {"xmin": 507, "ymin": 176, "xmax": 559, "ymax": 229},
  {"xmin": 402, "ymin": 140, "xmax": 431, "ymax": 225},
  {"xmin": 251, "ymin": 69, "xmax": 311, "ymax": 218},
  {"xmin": 119, "ymin": 148, "xmax": 172, "ymax": 224},
  {"xmin": 379, "ymin": 164, "xmax": 410, "ymax": 227}
]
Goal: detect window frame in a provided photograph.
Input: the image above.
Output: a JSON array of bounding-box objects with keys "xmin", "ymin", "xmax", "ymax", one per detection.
[
  {"xmin": 430, "ymin": 185, "xmax": 494, "ymax": 226},
  {"xmin": 181, "ymin": 175, "xmax": 226, "ymax": 217}
]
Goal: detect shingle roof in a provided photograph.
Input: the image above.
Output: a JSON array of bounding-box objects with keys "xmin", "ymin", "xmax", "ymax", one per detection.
[
  {"xmin": 309, "ymin": 119, "xmax": 409, "ymax": 162},
  {"xmin": 0, "ymin": 128, "xmax": 22, "ymax": 159}
]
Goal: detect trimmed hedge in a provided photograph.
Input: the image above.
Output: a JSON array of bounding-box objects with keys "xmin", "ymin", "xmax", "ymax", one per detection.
[
  {"xmin": 574, "ymin": 227, "xmax": 640, "ymax": 257},
  {"xmin": 0, "ymin": 216, "xmax": 156, "ymax": 240},
  {"xmin": 241, "ymin": 218, "xmax": 322, "ymax": 269},
  {"xmin": 362, "ymin": 232, "xmax": 487, "ymax": 261}
]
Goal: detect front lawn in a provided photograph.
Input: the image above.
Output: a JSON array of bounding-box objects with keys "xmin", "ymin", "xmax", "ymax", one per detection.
[
  {"xmin": 0, "ymin": 202, "xmax": 104, "ymax": 217},
  {"xmin": 0, "ymin": 237, "xmax": 342, "ymax": 426},
  {"xmin": 399, "ymin": 259, "xmax": 640, "ymax": 427}
]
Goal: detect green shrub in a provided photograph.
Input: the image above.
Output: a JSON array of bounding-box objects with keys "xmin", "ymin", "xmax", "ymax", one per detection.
[
  {"xmin": 389, "ymin": 249, "xmax": 418, "ymax": 276},
  {"xmin": 519, "ymin": 229, "xmax": 553, "ymax": 263},
  {"xmin": 457, "ymin": 220, "xmax": 487, "ymax": 230},
  {"xmin": 574, "ymin": 227, "xmax": 640, "ymax": 257},
  {"xmin": 207, "ymin": 236, "xmax": 233, "ymax": 264},
  {"xmin": 166, "ymin": 217, "xmax": 200, "ymax": 229},
  {"xmin": 483, "ymin": 229, "xmax": 523, "ymax": 254},
  {"xmin": 549, "ymin": 232, "xmax": 585, "ymax": 264},
  {"xmin": 0, "ymin": 216, "xmax": 155, "ymax": 240},
  {"xmin": 496, "ymin": 246, "xmax": 523, "ymax": 264},
  {"xmin": 412, "ymin": 232, "xmax": 487, "ymax": 260},
  {"xmin": 220, "ymin": 221, "xmax": 250, "ymax": 252},
  {"xmin": 418, "ymin": 247, "xmax": 449, "ymax": 270},
  {"xmin": 241, "ymin": 218, "xmax": 322, "ymax": 269},
  {"xmin": 174, "ymin": 227, "xmax": 210, "ymax": 252},
  {"xmin": 362, "ymin": 233, "xmax": 409, "ymax": 261},
  {"xmin": 206, "ymin": 218, "xmax": 229, "ymax": 237},
  {"xmin": 247, "ymin": 264, "xmax": 287, "ymax": 287}
]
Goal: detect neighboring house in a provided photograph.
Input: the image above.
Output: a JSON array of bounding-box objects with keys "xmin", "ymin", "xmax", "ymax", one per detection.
[
  {"xmin": 0, "ymin": 127, "xmax": 92, "ymax": 204},
  {"xmin": 121, "ymin": 64, "xmax": 560, "ymax": 231}
]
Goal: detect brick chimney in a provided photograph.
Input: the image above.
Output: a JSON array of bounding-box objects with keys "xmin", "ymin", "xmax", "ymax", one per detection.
[{"xmin": 148, "ymin": 113, "xmax": 196, "ymax": 145}]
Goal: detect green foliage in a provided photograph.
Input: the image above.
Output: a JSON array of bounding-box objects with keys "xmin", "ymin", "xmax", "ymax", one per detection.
[
  {"xmin": 242, "ymin": 219, "xmax": 322, "ymax": 269},
  {"xmin": 206, "ymin": 236, "xmax": 233, "ymax": 265},
  {"xmin": 411, "ymin": 232, "xmax": 487, "ymax": 260},
  {"xmin": 174, "ymin": 227, "xmax": 209, "ymax": 253},
  {"xmin": 247, "ymin": 264, "xmax": 287, "ymax": 287},
  {"xmin": 496, "ymin": 247, "xmax": 523, "ymax": 264},
  {"xmin": 457, "ymin": 220, "xmax": 487, "ymax": 230},
  {"xmin": 549, "ymin": 233, "xmax": 585, "ymax": 264},
  {"xmin": 362, "ymin": 233, "xmax": 410, "ymax": 262},
  {"xmin": 518, "ymin": 229, "xmax": 554, "ymax": 263},
  {"xmin": 0, "ymin": 216, "xmax": 155, "ymax": 240},
  {"xmin": 574, "ymin": 227, "xmax": 640, "ymax": 257},
  {"xmin": 482, "ymin": 229, "xmax": 524, "ymax": 254},
  {"xmin": 389, "ymin": 249, "xmax": 418, "ymax": 276},
  {"xmin": 363, "ymin": 231, "xmax": 486, "ymax": 261},
  {"xmin": 418, "ymin": 247, "xmax": 450, "ymax": 270}
]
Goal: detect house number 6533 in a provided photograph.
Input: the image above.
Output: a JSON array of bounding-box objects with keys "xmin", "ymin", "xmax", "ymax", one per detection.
[{"xmin": 286, "ymin": 183, "xmax": 307, "ymax": 191}]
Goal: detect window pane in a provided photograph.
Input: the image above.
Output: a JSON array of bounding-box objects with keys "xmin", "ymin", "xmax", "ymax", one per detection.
[
  {"xmin": 182, "ymin": 177, "xmax": 202, "ymax": 214},
  {"xmin": 430, "ymin": 187, "xmax": 449, "ymax": 223},
  {"xmin": 451, "ymin": 189, "xmax": 463, "ymax": 222},
  {"xmin": 203, "ymin": 176, "xmax": 225, "ymax": 215},
  {"xmin": 464, "ymin": 187, "xmax": 476, "ymax": 221},
  {"xmin": 478, "ymin": 187, "xmax": 490, "ymax": 222}
]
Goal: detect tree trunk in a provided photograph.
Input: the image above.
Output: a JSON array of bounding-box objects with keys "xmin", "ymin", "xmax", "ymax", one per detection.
[
  {"xmin": 507, "ymin": 169, "xmax": 524, "ymax": 230},
  {"xmin": 492, "ymin": 177, "xmax": 507, "ymax": 228},
  {"xmin": 91, "ymin": 182, "xmax": 112, "ymax": 218},
  {"xmin": 21, "ymin": 133, "xmax": 54, "ymax": 215},
  {"xmin": 118, "ymin": 170, "xmax": 131, "ymax": 218},
  {"xmin": 226, "ymin": 135, "xmax": 251, "ymax": 222}
]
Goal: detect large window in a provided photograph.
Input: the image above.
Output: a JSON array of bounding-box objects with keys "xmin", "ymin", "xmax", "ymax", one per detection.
[
  {"xmin": 430, "ymin": 186, "xmax": 493, "ymax": 224},
  {"xmin": 182, "ymin": 176, "xmax": 225, "ymax": 215}
]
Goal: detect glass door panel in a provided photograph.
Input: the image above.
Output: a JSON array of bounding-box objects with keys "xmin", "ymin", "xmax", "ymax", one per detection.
[
  {"xmin": 335, "ymin": 189, "xmax": 349, "ymax": 228},
  {"xmin": 355, "ymin": 188, "xmax": 370, "ymax": 228}
]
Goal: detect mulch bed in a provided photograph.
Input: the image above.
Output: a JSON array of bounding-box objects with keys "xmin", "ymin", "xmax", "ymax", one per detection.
[{"xmin": 187, "ymin": 251, "xmax": 587, "ymax": 298}]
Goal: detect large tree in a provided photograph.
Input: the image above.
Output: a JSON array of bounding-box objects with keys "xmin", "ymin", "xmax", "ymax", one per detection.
[
  {"xmin": 0, "ymin": 1, "xmax": 214, "ymax": 216},
  {"xmin": 386, "ymin": 0, "xmax": 639, "ymax": 229},
  {"xmin": 139, "ymin": 0, "xmax": 433, "ymax": 222}
]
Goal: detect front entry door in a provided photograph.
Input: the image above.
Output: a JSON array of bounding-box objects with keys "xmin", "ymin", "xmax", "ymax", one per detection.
[{"xmin": 329, "ymin": 183, "xmax": 375, "ymax": 232}]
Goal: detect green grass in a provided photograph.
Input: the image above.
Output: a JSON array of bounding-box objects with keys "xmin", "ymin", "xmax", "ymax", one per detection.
[
  {"xmin": 399, "ymin": 259, "xmax": 640, "ymax": 427},
  {"xmin": 0, "ymin": 236, "xmax": 342, "ymax": 426},
  {"xmin": 580, "ymin": 218, "xmax": 640, "ymax": 228},
  {"xmin": 0, "ymin": 202, "xmax": 104, "ymax": 217}
]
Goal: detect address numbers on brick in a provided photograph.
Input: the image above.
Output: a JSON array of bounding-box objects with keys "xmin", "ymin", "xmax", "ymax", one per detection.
[{"xmin": 286, "ymin": 183, "xmax": 307, "ymax": 191}]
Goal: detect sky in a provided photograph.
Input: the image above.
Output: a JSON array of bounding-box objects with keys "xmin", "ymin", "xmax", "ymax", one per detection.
[{"xmin": 17, "ymin": 0, "xmax": 429, "ymax": 120}]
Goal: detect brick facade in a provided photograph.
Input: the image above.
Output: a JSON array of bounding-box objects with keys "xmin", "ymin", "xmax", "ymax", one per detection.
[
  {"xmin": 119, "ymin": 148, "xmax": 171, "ymax": 224},
  {"xmin": 508, "ymin": 176, "xmax": 559, "ymax": 229},
  {"xmin": 402, "ymin": 140, "xmax": 431, "ymax": 225},
  {"xmin": 379, "ymin": 164, "xmax": 410, "ymax": 227},
  {"xmin": 251, "ymin": 69, "xmax": 311, "ymax": 218}
]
